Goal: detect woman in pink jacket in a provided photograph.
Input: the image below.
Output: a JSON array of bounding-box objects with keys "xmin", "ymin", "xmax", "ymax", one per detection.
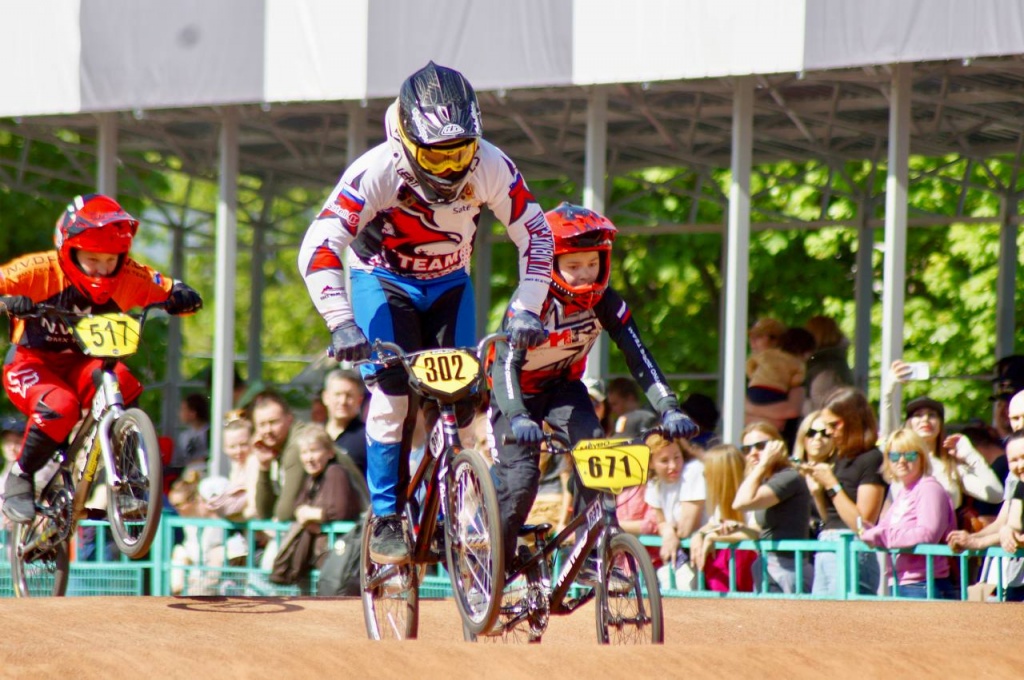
[{"xmin": 859, "ymin": 427, "xmax": 957, "ymax": 599}]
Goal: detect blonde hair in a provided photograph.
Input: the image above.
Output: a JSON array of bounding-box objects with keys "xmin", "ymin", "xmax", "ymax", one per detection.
[
  {"xmin": 644, "ymin": 432, "xmax": 684, "ymax": 484},
  {"xmin": 293, "ymin": 422, "xmax": 335, "ymax": 453},
  {"xmin": 702, "ymin": 444, "xmax": 746, "ymax": 523},
  {"xmin": 792, "ymin": 410, "xmax": 835, "ymax": 463},
  {"xmin": 880, "ymin": 427, "xmax": 933, "ymax": 482}
]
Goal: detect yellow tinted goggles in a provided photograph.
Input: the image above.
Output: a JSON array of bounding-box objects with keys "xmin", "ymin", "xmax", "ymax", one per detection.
[{"xmin": 413, "ymin": 139, "xmax": 478, "ymax": 175}]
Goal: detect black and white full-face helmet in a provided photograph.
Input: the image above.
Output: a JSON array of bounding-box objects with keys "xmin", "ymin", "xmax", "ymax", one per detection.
[{"xmin": 396, "ymin": 61, "xmax": 482, "ymax": 202}]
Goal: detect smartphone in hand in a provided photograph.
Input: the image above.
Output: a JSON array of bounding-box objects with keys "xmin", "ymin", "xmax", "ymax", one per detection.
[{"xmin": 905, "ymin": 361, "xmax": 930, "ymax": 381}]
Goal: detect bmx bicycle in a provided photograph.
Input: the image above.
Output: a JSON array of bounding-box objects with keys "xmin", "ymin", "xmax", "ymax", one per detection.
[
  {"xmin": 471, "ymin": 430, "xmax": 664, "ymax": 644},
  {"xmin": 3, "ymin": 304, "xmax": 165, "ymax": 596},
  {"xmin": 358, "ymin": 334, "xmax": 506, "ymax": 640}
]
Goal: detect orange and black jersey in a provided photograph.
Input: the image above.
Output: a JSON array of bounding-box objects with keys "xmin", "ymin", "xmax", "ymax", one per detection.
[
  {"xmin": 0, "ymin": 251, "xmax": 174, "ymax": 353},
  {"xmin": 489, "ymin": 286, "xmax": 679, "ymax": 420}
]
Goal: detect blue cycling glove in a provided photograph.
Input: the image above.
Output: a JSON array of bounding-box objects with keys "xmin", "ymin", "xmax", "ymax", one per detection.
[
  {"xmin": 509, "ymin": 414, "xmax": 544, "ymax": 446},
  {"xmin": 662, "ymin": 409, "xmax": 698, "ymax": 440},
  {"xmin": 506, "ymin": 308, "xmax": 547, "ymax": 350},
  {"xmin": 330, "ymin": 321, "xmax": 371, "ymax": 363}
]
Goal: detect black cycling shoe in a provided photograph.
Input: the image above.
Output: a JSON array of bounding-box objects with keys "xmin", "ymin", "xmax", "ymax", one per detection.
[
  {"xmin": 2, "ymin": 472, "xmax": 36, "ymax": 524},
  {"xmin": 369, "ymin": 514, "xmax": 410, "ymax": 564}
]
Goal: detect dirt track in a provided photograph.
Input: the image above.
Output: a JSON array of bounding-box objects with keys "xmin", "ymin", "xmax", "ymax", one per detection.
[{"xmin": 0, "ymin": 597, "xmax": 1017, "ymax": 679}]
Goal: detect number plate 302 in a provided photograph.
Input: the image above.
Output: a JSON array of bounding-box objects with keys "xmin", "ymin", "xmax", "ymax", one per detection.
[{"xmin": 409, "ymin": 349, "xmax": 480, "ymax": 400}]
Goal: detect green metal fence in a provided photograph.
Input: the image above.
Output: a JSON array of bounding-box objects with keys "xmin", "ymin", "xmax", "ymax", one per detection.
[
  {"xmin": 2, "ymin": 518, "xmax": 1021, "ymax": 599},
  {"xmin": 640, "ymin": 532, "xmax": 1024, "ymax": 601}
]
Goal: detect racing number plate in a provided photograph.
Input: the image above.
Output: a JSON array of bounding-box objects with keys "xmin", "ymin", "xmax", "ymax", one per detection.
[
  {"xmin": 72, "ymin": 313, "xmax": 142, "ymax": 357},
  {"xmin": 409, "ymin": 349, "xmax": 480, "ymax": 398},
  {"xmin": 570, "ymin": 438, "xmax": 651, "ymax": 494}
]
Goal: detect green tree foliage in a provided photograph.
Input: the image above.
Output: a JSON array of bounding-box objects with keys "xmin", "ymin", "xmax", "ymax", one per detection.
[{"xmin": 3, "ymin": 125, "xmax": 1022, "ymax": 427}]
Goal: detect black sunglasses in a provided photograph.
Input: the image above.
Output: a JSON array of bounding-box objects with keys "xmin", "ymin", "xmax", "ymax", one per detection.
[
  {"xmin": 806, "ymin": 428, "xmax": 832, "ymax": 440},
  {"xmin": 740, "ymin": 440, "xmax": 772, "ymax": 454}
]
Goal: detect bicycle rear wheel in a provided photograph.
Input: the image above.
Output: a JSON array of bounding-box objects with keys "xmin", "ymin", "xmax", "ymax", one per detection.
[
  {"xmin": 595, "ymin": 532, "xmax": 663, "ymax": 644},
  {"xmin": 8, "ymin": 483, "xmax": 71, "ymax": 597},
  {"xmin": 361, "ymin": 511, "xmax": 419, "ymax": 640},
  {"xmin": 444, "ymin": 449, "xmax": 504, "ymax": 636},
  {"xmin": 106, "ymin": 408, "xmax": 162, "ymax": 559}
]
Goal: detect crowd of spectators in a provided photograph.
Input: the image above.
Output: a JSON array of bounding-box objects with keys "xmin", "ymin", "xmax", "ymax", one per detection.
[
  {"xmin": 3, "ymin": 314, "xmax": 1021, "ymax": 602},
  {"xmin": 601, "ymin": 316, "xmax": 1024, "ymax": 602}
]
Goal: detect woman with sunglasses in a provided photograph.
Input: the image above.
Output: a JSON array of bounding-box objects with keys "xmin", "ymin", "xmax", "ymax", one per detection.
[
  {"xmin": 804, "ymin": 387, "xmax": 886, "ymax": 595},
  {"xmin": 792, "ymin": 410, "xmax": 836, "ymax": 538},
  {"xmin": 732, "ymin": 422, "xmax": 814, "ymax": 593},
  {"xmin": 859, "ymin": 427, "xmax": 958, "ymax": 599}
]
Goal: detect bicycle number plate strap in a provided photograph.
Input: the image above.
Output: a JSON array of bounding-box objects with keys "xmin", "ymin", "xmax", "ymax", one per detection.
[
  {"xmin": 570, "ymin": 439, "xmax": 651, "ymax": 495},
  {"xmin": 409, "ymin": 349, "xmax": 480, "ymax": 401},
  {"xmin": 71, "ymin": 313, "xmax": 142, "ymax": 357}
]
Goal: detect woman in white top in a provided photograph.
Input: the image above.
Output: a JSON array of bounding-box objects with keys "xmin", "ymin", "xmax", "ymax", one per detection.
[
  {"xmin": 645, "ymin": 432, "xmax": 706, "ymax": 569},
  {"xmin": 880, "ymin": 361, "xmax": 1002, "ymax": 515},
  {"xmin": 900, "ymin": 391, "xmax": 1002, "ymax": 514}
]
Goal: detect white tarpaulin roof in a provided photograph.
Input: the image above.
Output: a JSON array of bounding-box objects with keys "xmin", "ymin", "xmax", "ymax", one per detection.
[{"xmin": 4, "ymin": 0, "xmax": 1024, "ymax": 117}]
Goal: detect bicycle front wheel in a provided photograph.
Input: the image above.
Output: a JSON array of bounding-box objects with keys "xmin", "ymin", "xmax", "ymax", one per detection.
[
  {"xmin": 8, "ymin": 512, "xmax": 70, "ymax": 597},
  {"xmin": 595, "ymin": 532, "xmax": 664, "ymax": 644},
  {"xmin": 107, "ymin": 408, "xmax": 162, "ymax": 559},
  {"xmin": 444, "ymin": 449, "xmax": 504, "ymax": 636},
  {"xmin": 361, "ymin": 511, "xmax": 419, "ymax": 640}
]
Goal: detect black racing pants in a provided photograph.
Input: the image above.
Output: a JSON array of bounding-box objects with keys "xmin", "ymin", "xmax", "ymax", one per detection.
[{"xmin": 489, "ymin": 379, "xmax": 604, "ymax": 567}]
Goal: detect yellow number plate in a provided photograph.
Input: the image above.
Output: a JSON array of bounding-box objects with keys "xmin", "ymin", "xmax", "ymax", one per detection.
[
  {"xmin": 72, "ymin": 313, "xmax": 142, "ymax": 357},
  {"xmin": 410, "ymin": 349, "xmax": 480, "ymax": 398},
  {"xmin": 571, "ymin": 439, "xmax": 651, "ymax": 494}
]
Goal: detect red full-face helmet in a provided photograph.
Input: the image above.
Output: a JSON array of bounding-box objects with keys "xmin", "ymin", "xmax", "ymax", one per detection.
[
  {"xmin": 54, "ymin": 194, "xmax": 138, "ymax": 304},
  {"xmin": 546, "ymin": 202, "xmax": 617, "ymax": 312}
]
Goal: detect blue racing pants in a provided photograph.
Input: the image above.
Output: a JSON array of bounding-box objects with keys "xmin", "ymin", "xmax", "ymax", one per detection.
[{"xmin": 350, "ymin": 267, "xmax": 476, "ymax": 517}]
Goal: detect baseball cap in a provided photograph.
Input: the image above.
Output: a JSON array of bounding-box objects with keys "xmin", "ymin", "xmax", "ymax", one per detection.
[
  {"xmin": 905, "ymin": 396, "xmax": 945, "ymax": 421},
  {"xmin": 1, "ymin": 416, "xmax": 25, "ymax": 436}
]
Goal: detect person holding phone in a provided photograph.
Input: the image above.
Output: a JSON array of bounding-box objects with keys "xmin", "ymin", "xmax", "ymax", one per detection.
[
  {"xmin": 803, "ymin": 387, "xmax": 886, "ymax": 595},
  {"xmin": 882, "ymin": 361, "xmax": 1002, "ymax": 527}
]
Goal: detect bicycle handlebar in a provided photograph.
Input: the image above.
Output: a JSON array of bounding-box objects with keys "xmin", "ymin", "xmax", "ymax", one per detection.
[
  {"xmin": 358, "ymin": 332, "xmax": 508, "ymax": 370},
  {"xmin": 2, "ymin": 301, "xmax": 169, "ymax": 320},
  {"xmin": 502, "ymin": 426, "xmax": 667, "ymax": 451}
]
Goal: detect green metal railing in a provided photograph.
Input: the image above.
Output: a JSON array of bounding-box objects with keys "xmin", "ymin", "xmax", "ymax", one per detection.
[
  {"xmin": 639, "ymin": 532, "xmax": 1024, "ymax": 601},
  {"xmin": 2, "ymin": 518, "xmax": 1021, "ymax": 599}
]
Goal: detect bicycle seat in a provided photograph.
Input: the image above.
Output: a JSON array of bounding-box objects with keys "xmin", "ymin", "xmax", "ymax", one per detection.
[{"xmin": 518, "ymin": 523, "xmax": 552, "ymax": 537}]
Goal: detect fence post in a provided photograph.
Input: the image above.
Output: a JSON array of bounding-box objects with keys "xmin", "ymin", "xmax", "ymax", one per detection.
[
  {"xmin": 150, "ymin": 518, "xmax": 165, "ymax": 596},
  {"xmin": 836, "ymin": 533, "xmax": 852, "ymax": 600}
]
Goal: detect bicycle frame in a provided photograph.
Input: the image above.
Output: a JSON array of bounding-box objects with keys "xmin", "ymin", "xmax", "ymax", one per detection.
[
  {"xmin": 64, "ymin": 359, "xmax": 134, "ymax": 524},
  {"xmin": 507, "ymin": 489, "xmax": 620, "ymax": 615},
  {"xmin": 360, "ymin": 333, "xmax": 503, "ymax": 581}
]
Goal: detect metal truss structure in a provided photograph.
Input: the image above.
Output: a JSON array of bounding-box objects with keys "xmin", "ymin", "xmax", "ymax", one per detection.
[{"xmin": 3, "ymin": 56, "xmax": 1023, "ymax": 442}]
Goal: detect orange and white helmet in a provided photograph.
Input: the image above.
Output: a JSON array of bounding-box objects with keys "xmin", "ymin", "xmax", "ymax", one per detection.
[
  {"xmin": 546, "ymin": 202, "xmax": 617, "ymax": 312},
  {"xmin": 54, "ymin": 194, "xmax": 138, "ymax": 304}
]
